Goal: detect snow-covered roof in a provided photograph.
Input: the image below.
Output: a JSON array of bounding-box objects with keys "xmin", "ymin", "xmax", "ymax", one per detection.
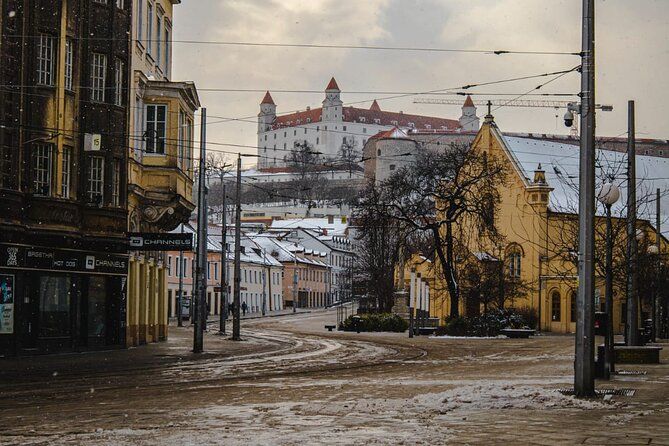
[
  {"xmin": 248, "ymin": 234, "xmax": 329, "ymax": 268},
  {"xmin": 270, "ymin": 217, "xmax": 348, "ymax": 235},
  {"xmin": 498, "ymin": 132, "xmax": 669, "ymax": 237}
]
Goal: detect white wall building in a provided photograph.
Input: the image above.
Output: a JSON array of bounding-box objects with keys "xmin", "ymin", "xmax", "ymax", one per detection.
[{"xmin": 256, "ymin": 78, "xmax": 475, "ymax": 169}]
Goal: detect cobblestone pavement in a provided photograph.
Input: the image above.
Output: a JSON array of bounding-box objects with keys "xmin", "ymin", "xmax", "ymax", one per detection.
[{"xmin": 1, "ymin": 309, "xmax": 668, "ymax": 445}]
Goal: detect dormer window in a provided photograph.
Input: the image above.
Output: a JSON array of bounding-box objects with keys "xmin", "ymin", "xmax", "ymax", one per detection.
[
  {"xmin": 359, "ymin": 117, "xmax": 366, "ymax": 123},
  {"xmin": 307, "ymin": 118, "xmax": 311, "ymax": 123},
  {"xmin": 391, "ymin": 120, "xmax": 398, "ymax": 126},
  {"xmin": 374, "ymin": 118, "xmax": 380, "ymax": 124},
  {"xmin": 408, "ymin": 122, "xmax": 415, "ymax": 128},
  {"xmin": 425, "ymin": 124, "xmax": 431, "ymax": 129}
]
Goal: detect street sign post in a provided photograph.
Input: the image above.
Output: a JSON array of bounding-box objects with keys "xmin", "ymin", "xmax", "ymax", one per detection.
[{"xmin": 128, "ymin": 233, "xmax": 193, "ymax": 251}]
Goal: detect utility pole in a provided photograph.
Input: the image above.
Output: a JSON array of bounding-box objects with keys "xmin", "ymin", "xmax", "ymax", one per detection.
[
  {"xmin": 232, "ymin": 154, "xmax": 242, "ymax": 341},
  {"xmin": 574, "ymin": 0, "xmax": 596, "ymax": 397},
  {"xmin": 655, "ymin": 188, "xmax": 661, "ymax": 340},
  {"xmin": 177, "ymin": 224, "xmax": 184, "ymax": 327},
  {"xmin": 409, "ymin": 269, "xmax": 415, "ymax": 338},
  {"xmin": 193, "ymin": 108, "xmax": 208, "ymax": 353},
  {"xmin": 626, "ymin": 101, "xmax": 639, "ymax": 346},
  {"xmin": 219, "ymin": 182, "xmax": 227, "ymax": 334},
  {"xmin": 261, "ymin": 248, "xmax": 267, "ymax": 316},
  {"xmin": 293, "ymin": 239, "xmax": 298, "ymax": 313}
]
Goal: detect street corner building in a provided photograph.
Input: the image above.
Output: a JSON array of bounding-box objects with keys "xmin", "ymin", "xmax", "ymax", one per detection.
[
  {"xmin": 125, "ymin": 0, "xmax": 200, "ymax": 347},
  {"xmin": 0, "ymin": 0, "xmax": 131, "ymax": 356}
]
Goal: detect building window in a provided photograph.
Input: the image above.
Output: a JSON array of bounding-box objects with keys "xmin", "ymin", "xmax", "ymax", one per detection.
[
  {"xmin": 316, "ymin": 137, "xmax": 319, "ymax": 145},
  {"xmin": 134, "ymin": 96, "xmax": 144, "ymax": 160},
  {"xmin": 93, "ymin": 0, "xmax": 108, "ymax": 3},
  {"xmin": 147, "ymin": 2, "xmax": 153, "ymax": 55},
  {"xmin": 167, "ymin": 256, "xmax": 172, "ymax": 276},
  {"xmin": 61, "ymin": 147, "xmax": 71, "ymax": 198},
  {"xmin": 90, "ymin": 53, "xmax": 107, "ymax": 102},
  {"xmin": 570, "ymin": 292, "xmax": 576, "ymax": 323},
  {"xmin": 178, "ymin": 109, "xmax": 185, "ymax": 168},
  {"xmin": 87, "ymin": 156, "xmax": 104, "ymax": 205},
  {"xmin": 508, "ymin": 250, "xmax": 521, "ymax": 278},
  {"xmin": 156, "ymin": 12, "xmax": 162, "ymax": 69},
  {"xmin": 551, "ymin": 291, "xmax": 561, "ymax": 322},
  {"xmin": 136, "ymin": 0, "xmax": 143, "ymax": 43},
  {"xmin": 32, "ymin": 143, "xmax": 53, "ymax": 196},
  {"xmin": 64, "ymin": 39, "xmax": 73, "ymax": 90},
  {"xmin": 214, "ymin": 263, "xmax": 218, "ymax": 280},
  {"xmin": 164, "ymin": 26, "xmax": 170, "ymax": 74},
  {"xmin": 145, "ymin": 104, "xmax": 166, "ymax": 154},
  {"xmin": 112, "ymin": 159, "xmax": 121, "ymax": 206},
  {"xmin": 363, "ymin": 128, "xmax": 367, "ymax": 133},
  {"xmin": 389, "ymin": 164, "xmax": 396, "ymax": 171},
  {"xmin": 37, "ymin": 33, "xmax": 56, "ymax": 86},
  {"xmin": 114, "ymin": 59, "xmax": 124, "ymax": 106},
  {"xmin": 116, "ymin": 0, "xmax": 124, "ymax": 8}
]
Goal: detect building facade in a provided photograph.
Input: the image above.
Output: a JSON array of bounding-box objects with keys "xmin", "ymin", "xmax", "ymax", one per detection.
[
  {"xmin": 0, "ymin": 0, "xmax": 131, "ymax": 356},
  {"xmin": 420, "ymin": 118, "xmax": 668, "ymax": 333},
  {"xmin": 126, "ymin": 0, "xmax": 200, "ymax": 346},
  {"xmin": 256, "ymin": 78, "xmax": 470, "ymax": 169}
]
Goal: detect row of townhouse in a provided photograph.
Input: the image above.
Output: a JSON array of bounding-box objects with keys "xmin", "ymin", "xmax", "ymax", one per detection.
[{"xmin": 163, "ymin": 223, "xmax": 335, "ymax": 321}]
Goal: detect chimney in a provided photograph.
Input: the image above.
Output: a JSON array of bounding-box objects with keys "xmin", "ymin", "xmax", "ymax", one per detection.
[{"xmin": 306, "ymin": 106, "xmax": 311, "ymax": 111}]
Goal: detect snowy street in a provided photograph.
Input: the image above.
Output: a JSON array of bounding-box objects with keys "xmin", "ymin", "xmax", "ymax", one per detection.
[{"xmin": 1, "ymin": 309, "xmax": 668, "ymax": 445}]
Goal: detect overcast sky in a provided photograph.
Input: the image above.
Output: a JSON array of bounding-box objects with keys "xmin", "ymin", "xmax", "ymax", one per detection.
[{"xmin": 172, "ymin": 0, "xmax": 669, "ymax": 166}]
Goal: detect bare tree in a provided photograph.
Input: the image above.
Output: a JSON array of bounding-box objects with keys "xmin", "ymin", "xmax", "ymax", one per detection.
[{"xmin": 377, "ymin": 143, "xmax": 508, "ymax": 317}]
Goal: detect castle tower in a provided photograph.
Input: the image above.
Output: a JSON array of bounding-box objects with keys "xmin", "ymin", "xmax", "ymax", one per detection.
[
  {"xmin": 322, "ymin": 77, "xmax": 342, "ymax": 122},
  {"xmin": 459, "ymin": 95, "xmax": 479, "ymax": 132},
  {"xmin": 258, "ymin": 91, "xmax": 276, "ymax": 133}
]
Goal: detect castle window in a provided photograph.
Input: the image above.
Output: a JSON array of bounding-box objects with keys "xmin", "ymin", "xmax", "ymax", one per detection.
[
  {"xmin": 425, "ymin": 124, "xmax": 431, "ymax": 129},
  {"xmin": 377, "ymin": 149, "xmax": 381, "ymax": 156},
  {"xmin": 389, "ymin": 164, "xmax": 396, "ymax": 171},
  {"xmin": 343, "ymin": 126, "xmax": 347, "ymax": 131},
  {"xmin": 374, "ymin": 118, "xmax": 380, "ymax": 124},
  {"xmin": 359, "ymin": 117, "xmax": 366, "ymax": 123},
  {"xmin": 391, "ymin": 120, "xmax": 398, "ymax": 126},
  {"xmin": 284, "ymin": 131, "xmax": 287, "ymax": 137},
  {"xmin": 274, "ymin": 133, "xmax": 276, "ymax": 139},
  {"xmin": 307, "ymin": 118, "xmax": 311, "ymax": 123},
  {"xmin": 363, "ymin": 128, "xmax": 367, "ymax": 134},
  {"xmin": 294, "ymin": 130, "xmax": 297, "ymax": 136},
  {"xmin": 304, "ymin": 128, "xmax": 307, "ymax": 134},
  {"xmin": 316, "ymin": 137, "xmax": 319, "ymax": 144},
  {"xmin": 264, "ymin": 135, "xmax": 267, "ymax": 141}
]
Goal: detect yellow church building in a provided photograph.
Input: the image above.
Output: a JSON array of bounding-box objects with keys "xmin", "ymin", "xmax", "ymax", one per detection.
[{"xmin": 398, "ymin": 115, "xmax": 668, "ymax": 334}]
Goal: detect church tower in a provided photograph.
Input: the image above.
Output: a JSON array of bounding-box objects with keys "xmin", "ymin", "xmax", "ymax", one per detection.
[{"xmin": 459, "ymin": 95, "xmax": 479, "ymax": 132}]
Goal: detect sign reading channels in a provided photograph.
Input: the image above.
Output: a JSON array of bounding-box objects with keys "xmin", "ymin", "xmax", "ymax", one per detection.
[{"xmin": 128, "ymin": 233, "xmax": 193, "ymax": 251}]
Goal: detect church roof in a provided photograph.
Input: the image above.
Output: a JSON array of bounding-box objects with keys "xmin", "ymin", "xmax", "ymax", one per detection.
[
  {"xmin": 370, "ymin": 100, "xmax": 381, "ymax": 111},
  {"xmin": 326, "ymin": 77, "xmax": 340, "ymax": 91},
  {"xmin": 463, "ymin": 95, "xmax": 475, "ymax": 107},
  {"xmin": 261, "ymin": 91, "xmax": 275, "ymax": 105},
  {"xmin": 370, "ymin": 127, "xmax": 409, "ymax": 140}
]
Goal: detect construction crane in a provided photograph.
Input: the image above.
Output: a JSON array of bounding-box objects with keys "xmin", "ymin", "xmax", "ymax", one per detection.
[
  {"xmin": 413, "ymin": 97, "xmax": 572, "ymax": 108},
  {"xmin": 413, "ymin": 97, "xmax": 577, "ymax": 135}
]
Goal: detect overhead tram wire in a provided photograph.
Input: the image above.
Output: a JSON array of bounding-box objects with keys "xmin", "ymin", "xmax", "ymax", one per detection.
[{"xmin": 5, "ymin": 34, "xmax": 580, "ymax": 56}]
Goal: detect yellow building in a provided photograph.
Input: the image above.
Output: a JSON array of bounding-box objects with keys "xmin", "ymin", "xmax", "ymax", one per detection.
[
  {"xmin": 126, "ymin": 0, "xmax": 200, "ymax": 346},
  {"xmin": 409, "ymin": 116, "xmax": 668, "ymax": 333}
]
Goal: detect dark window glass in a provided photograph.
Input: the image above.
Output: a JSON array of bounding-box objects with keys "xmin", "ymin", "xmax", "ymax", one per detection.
[
  {"xmin": 39, "ymin": 276, "xmax": 71, "ymax": 337},
  {"xmin": 88, "ymin": 276, "xmax": 107, "ymax": 338},
  {"xmin": 551, "ymin": 292, "xmax": 561, "ymax": 322}
]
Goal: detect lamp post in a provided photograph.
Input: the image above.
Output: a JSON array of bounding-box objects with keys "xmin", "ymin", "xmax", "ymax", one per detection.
[{"xmin": 597, "ymin": 181, "xmax": 620, "ymax": 379}]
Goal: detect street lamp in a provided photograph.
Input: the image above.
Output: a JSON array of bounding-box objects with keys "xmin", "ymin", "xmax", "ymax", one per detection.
[{"xmin": 597, "ymin": 181, "xmax": 620, "ymax": 379}]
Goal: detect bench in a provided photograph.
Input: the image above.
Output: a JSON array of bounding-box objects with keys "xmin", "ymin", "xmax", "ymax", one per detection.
[
  {"xmin": 418, "ymin": 327, "xmax": 437, "ymax": 336},
  {"xmin": 501, "ymin": 328, "xmax": 535, "ymax": 339},
  {"xmin": 325, "ymin": 325, "xmax": 336, "ymax": 332}
]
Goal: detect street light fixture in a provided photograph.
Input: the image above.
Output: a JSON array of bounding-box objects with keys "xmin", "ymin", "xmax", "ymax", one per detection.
[{"xmin": 597, "ymin": 181, "xmax": 620, "ymax": 379}]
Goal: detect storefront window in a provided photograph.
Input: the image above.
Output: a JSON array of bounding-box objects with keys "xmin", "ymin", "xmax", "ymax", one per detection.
[
  {"xmin": 39, "ymin": 276, "xmax": 71, "ymax": 337},
  {"xmin": 88, "ymin": 276, "xmax": 107, "ymax": 338}
]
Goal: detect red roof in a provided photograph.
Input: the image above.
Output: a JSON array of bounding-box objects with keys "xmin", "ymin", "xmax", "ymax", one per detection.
[
  {"xmin": 463, "ymin": 95, "xmax": 474, "ymax": 107},
  {"xmin": 370, "ymin": 100, "xmax": 381, "ymax": 111},
  {"xmin": 325, "ymin": 77, "xmax": 340, "ymax": 91},
  {"xmin": 272, "ymin": 106, "xmax": 459, "ymax": 130},
  {"xmin": 261, "ymin": 91, "xmax": 275, "ymax": 105}
]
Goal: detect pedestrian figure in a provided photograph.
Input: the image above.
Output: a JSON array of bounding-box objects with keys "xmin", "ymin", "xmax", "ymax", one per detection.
[
  {"xmin": 228, "ymin": 302, "xmax": 234, "ymax": 317},
  {"xmin": 241, "ymin": 301, "xmax": 248, "ymax": 316}
]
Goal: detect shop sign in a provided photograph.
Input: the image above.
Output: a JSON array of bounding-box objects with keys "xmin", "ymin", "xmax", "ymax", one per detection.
[
  {"xmin": 0, "ymin": 244, "xmax": 128, "ymax": 275},
  {"xmin": 0, "ymin": 274, "xmax": 14, "ymax": 334},
  {"xmin": 128, "ymin": 233, "xmax": 193, "ymax": 251}
]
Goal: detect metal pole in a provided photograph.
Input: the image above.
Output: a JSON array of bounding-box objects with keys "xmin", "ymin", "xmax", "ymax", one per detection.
[
  {"xmin": 574, "ymin": 0, "xmax": 596, "ymax": 397},
  {"xmin": 655, "ymin": 188, "xmax": 661, "ymax": 340},
  {"xmin": 193, "ymin": 108, "xmax": 208, "ymax": 353},
  {"xmin": 293, "ymin": 245, "xmax": 298, "ymax": 313},
  {"xmin": 177, "ymin": 225, "xmax": 184, "ymax": 327},
  {"xmin": 262, "ymin": 249, "xmax": 267, "ymax": 316},
  {"xmin": 219, "ymin": 182, "xmax": 227, "ymax": 334},
  {"xmin": 409, "ymin": 269, "xmax": 415, "ymax": 338},
  {"xmin": 232, "ymin": 155, "xmax": 242, "ymax": 341},
  {"xmin": 626, "ymin": 100, "xmax": 639, "ymax": 346},
  {"xmin": 604, "ymin": 204, "xmax": 614, "ymax": 378}
]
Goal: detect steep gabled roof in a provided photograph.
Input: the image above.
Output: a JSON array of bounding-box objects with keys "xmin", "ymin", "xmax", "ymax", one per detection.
[
  {"xmin": 261, "ymin": 91, "xmax": 275, "ymax": 105},
  {"xmin": 463, "ymin": 95, "xmax": 475, "ymax": 108},
  {"xmin": 370, "ymin": 100, "xmax": 381, "ymax": 111},
  {"xmin": 326, "ymin": 77, "xmax": 340, "ymax": 91}
]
